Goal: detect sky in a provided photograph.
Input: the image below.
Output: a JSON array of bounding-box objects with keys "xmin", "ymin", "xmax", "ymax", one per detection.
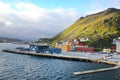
[{"xmin": 0, "ymin": 0, "xmax": 120, "ymax": 41}]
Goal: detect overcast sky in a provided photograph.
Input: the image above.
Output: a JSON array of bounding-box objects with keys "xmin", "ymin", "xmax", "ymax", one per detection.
[{"xmin": 0, "ymin": 0, "xmax": 120, "ymax": 41}]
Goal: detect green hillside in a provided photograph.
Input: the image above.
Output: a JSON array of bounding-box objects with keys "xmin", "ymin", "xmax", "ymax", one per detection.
[{"xmin": 52, "ymin": 8, "xmax": 120, "ymax": 48}]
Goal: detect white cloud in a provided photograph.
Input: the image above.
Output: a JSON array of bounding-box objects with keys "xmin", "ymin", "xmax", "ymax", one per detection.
[
  {"xmin": 110, "ymin": 0, "xmax": 120, "ymax": 8},
  {"xmin": 0, "ymin": 1, "xmax": 79, "ymax": 41},
  {"xmin": 5, "ymin": 21, "xmax": 12, "ymax": 26},
  {"xmin": 0, "ymin": 1, "xmax": 15, "ymax": 14}
]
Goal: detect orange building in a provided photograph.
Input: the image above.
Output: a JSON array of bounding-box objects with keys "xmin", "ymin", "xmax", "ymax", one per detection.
[{"xmin": 55, "ymin": 44, "xmax": 71, "ymax": 52}]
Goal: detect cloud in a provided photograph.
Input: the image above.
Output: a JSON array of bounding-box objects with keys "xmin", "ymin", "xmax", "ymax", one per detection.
[
  {"xmin": 5, "ymin": 21, "xmax": 13, "ymax": 26},
  {"xmin": 0, "ymin": 1, "xmax": 79, "ymax": 41},
  {"xmin": 0, "ymin": 17, "xmax": 5, "ymax": 23},
  {"xmin": 110, "ymin": 0, "xmax": 120, "ymax": 8},
  {"xmin": 85, "ymin": 0, "xmax": 120, "ymax": 15}
]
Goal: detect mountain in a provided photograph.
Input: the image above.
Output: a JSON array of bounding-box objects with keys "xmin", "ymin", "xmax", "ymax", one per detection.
[
  {"xmin": 34, "ymin": 38, "xmax": 52, "ymax": 43},
  {"xmin": 0, "ymin": 37, "xmax": 23, "ymax": 43},
  {"xmin": 52, "ymin": 8, "xmax": 120, "ymax": 48}
]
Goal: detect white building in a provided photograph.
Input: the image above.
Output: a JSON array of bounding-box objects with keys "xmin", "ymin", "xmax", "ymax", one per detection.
[
  {"xmin": 112, "ymin": 37, "xmax": 120, "ymax": 54},
  {"xmin": 116, "ymin": 41, "xmax": 120, "ymax": 54}
]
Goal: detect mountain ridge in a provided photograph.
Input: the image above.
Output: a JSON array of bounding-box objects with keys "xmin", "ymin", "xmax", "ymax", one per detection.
[{"xmin": 0, "ymin": 37, "xmax": 23, "ymax": 43}]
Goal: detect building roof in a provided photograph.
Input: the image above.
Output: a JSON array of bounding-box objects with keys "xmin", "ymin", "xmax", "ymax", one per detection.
[{"xmin": 30, "ymin": 43, "xmax": 49, "ymax": 46}]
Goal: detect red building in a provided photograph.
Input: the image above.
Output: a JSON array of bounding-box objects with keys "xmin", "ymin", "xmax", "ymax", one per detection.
[
  {"xmin": 111, "ymin": 44, "xmax": 116, "ymax": 50},
  {"xmin": 75, "ymin": 46, "xmax": 94, "ymax": 53}
]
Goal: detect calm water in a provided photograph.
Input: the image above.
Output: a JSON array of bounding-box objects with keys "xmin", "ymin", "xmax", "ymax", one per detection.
[{"xmin": 0, "ymin": 43, "xmax": 120, "ymax": 80}]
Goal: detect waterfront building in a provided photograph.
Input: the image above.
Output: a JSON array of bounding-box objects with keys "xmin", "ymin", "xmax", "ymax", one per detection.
[
  {"xmin": 103, "ymin": 48, "xmax": 111, "ymax": 53},
  {"xmin": 112, "ymin": 37, "xmax": 120, "ymax": 54},
  {"xmin": 55, "ymin": 39, "xmax": 94, "ymax": 53},
  {"xmin": 29, "ymin": 43, "xmax": 49, "ymax": 53},
  {"xmin": 116, "ymin": 41, "xmax": 120, "ymax": 54}
]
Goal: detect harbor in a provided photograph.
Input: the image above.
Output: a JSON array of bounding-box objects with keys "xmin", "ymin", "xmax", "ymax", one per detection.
[
  {"xmin": 2, "ymin": 48, "xmax": 120, "ymax": 75},
  {"xmin": 2, "ymin": 43, "xmax": 120, "ymax": 66},
  {"xmin": 0, "ymin": 0, "xmax": 120, "ymax": 79},
  {"xmin": 1, "ymin": 43, "xmax": 120, "ymax": 80},
  {"xmin": 2, "ymin": 42, "xmax": 120, "ymax": 75}
]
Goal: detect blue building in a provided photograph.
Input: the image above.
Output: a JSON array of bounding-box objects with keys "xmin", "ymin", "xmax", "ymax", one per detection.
[
  {"xmin": 29, "ymin": 43, "xmax": 62, "ymax": 53},
  {"xmin": 45, "ymin": 48, "xmax": 61, "ymax": 54},
  {"xmin": 29, "ymin": 43, "xmax": 49, "ymax": 53}
]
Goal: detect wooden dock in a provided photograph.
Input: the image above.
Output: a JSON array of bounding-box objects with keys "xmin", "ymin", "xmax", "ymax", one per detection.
[{"xmin": 73, "ymin": 65, "xmax": 120, "ymax": 75}]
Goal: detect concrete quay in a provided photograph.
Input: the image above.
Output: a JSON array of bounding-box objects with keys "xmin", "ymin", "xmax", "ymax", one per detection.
[{"xmin": 2, "ymin": 49, "xmax": 120, "ymax": 65}]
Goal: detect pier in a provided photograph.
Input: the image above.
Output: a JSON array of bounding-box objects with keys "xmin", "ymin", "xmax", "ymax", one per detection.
[
  {"xmin": 2, "ymin": 49, "xmax": 120, "ymax": 75},
  {"xmin": 2, "ymin": 49, "xmax": 120, "ymax": 65},
  {"xmin": 73, "ymin": 65, "xmax": 120, "ymax": 75},
  {"xmin": 2, "ymin": 49, "xmax": 93, "ymax": 62}
]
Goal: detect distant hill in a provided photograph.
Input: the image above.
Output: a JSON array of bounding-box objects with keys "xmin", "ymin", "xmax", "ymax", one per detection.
[
  {"xmin": 0, "ymin": 37, "xmax": 23, "ymax": 43},
  {"xmin": 52, "ymin": 8, "xmax": 120, "ymax": 48}
]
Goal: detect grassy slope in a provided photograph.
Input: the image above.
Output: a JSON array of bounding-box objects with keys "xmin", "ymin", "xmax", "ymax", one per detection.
[{"xmin": 52, "ymin": 8, "xmax": 120, "ymax": 48}]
